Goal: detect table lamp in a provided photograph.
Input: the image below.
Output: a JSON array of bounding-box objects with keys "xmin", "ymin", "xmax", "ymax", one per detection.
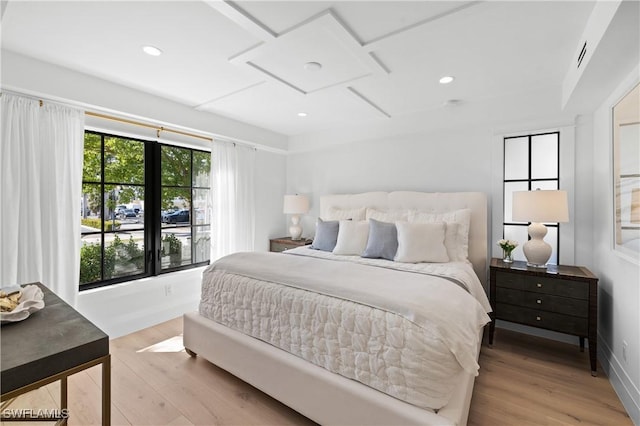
[
  {"xmin": 512, "ymin": 189, "xmax": 569, "ymax": 268},
  {"xmin": 283, "ymin": 194, "xmax": 309, "ymax": 240}
]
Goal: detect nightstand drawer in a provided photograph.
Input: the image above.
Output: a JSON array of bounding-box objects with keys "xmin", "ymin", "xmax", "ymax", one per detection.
[
  {"xmin": 496, "ymin": 303, "xmax": 588, "ymax": 335},
  {"xmin": 496, "ymin": 271, "xmax": 588, "ymax": 300},
  {"xmin": 270, "ymin": 242, "xmax": 291, "ymax": 253},
  {"xmin": 269, "ymin": 237, "xmax": 313, "ymax": 253},
  {"xmin": 496, "ymin": 288, "xmax": 588, "ymax": 317}
]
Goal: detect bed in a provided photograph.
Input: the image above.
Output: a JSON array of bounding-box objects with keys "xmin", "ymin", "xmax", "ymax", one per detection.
[{"xmin": 183, "ymin": 191, "xmax": 491, "ymax": 425}]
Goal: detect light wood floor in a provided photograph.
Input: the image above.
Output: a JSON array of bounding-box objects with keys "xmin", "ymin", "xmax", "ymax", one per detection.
[{"xmin": 3, "ymin": 317, "xmax": 631, "ymax": 425}]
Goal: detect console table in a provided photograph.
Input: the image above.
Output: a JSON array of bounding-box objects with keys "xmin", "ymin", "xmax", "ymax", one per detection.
[{"xmin": 1, "ymin": 283, "xmax": 110, "ymax": 424}]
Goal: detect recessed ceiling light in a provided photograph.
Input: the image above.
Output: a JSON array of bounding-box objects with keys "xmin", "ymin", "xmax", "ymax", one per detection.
[
  {"xmin": 304, "ymin": 62, "xmax": 322, "ymax": 72},
  {"xmin": 297, "ymin": 112, "xmax": 308, "ymax": 117},
  {"xmin": 142, "ymin": 45, "xmax": 163, "ymax": 56},
  {"xmin": 439, "ymin": 76, "xmax": 455, "ymax": 84},
  {"xmin": 443, "ymin": 99, "xmax": 462, "ymax": 107}
]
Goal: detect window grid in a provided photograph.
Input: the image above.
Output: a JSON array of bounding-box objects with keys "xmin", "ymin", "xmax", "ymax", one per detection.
[
  {"xmin": 80, "ymin": 131, "xmax": 211, "ymax": 291},
  {"xmin": 502, "ymin": 131, "xmax": 561, "ymax": 264}
]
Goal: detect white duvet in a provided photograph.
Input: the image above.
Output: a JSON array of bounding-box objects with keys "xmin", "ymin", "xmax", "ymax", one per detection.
[{"xmin": 199, "ymin": 247, "xmax": 491, "ymax": 410}]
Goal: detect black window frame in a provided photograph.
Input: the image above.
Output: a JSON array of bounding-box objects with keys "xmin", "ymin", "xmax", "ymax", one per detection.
[
  {"xmin": 79, "ymin": 130, "xmax": 211, "ymax": 291},
  {"xmin": 502, "ymin": 131, "xmax": 562, "ymax": 263}
]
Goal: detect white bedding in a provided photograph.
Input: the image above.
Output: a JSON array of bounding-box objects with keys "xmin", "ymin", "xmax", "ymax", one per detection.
[{"xmin": 199, "ymin": 249, "xmax": 491, "ymax": 411}]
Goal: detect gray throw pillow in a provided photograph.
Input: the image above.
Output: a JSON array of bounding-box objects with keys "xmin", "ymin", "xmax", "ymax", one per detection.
[
  {"xmin": 361, "ymin": 219, "xmax": 398, "ymax": 260},
  {"xmin": 311, "ymin": 218, "xmax": 339, "ymax": 252}
]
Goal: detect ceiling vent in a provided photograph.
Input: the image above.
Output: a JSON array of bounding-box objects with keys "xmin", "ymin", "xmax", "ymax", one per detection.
[{"xmin": 577, "ymin": 41, "xmax": 587, "ymax": 69}]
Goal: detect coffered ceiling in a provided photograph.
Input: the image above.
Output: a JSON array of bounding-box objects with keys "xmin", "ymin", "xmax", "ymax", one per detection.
[{"xmin": 1, "ymin": 1, "xmax": 598, "ymax": 138}]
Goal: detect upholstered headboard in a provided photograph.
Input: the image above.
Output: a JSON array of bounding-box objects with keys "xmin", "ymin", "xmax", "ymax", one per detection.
[{"xmin": 319, "ymin": 191, "xmax": 489, "ymax": 287}]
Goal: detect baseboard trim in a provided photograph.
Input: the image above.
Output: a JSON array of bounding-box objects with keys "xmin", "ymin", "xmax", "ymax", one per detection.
[{"xmin": 599, "ymin": 333, "xmax": 640, "ymax": 425}]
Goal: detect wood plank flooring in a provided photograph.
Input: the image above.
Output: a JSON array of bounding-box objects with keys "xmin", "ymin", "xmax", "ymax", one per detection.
[{"xmin": 3, "ymin": 317, "xmax": 631, "ymax": 425}]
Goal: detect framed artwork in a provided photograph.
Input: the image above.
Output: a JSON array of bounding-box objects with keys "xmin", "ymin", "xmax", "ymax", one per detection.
[{"xmin": 613, "ymin": 83, "xmax": 640, "ymax": 259}]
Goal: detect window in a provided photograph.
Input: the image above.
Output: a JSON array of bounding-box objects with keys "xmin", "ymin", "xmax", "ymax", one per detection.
[
  {"xmin": 80, "ymin": 131, "xmax": 211, "ymax": 290},
  {"xmin": 503, "ymin": 132, "xmax": 560, "ymax": 264},
  {"xmin": 160, "ymin": 146, "xmax": 211, "ymax": 270}
]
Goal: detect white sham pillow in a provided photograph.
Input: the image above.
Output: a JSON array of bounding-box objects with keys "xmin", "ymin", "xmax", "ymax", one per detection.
[
  {"xmin": 394, "ymin": 221, "xmax": 449, "ymax": 263},
  {"xmin": 333, "ymin": 220, "xmax": 370, "ymax": 255},
  {"xmin": 325, "ymin": 207, "xmax": 366, "ymax": 221},
  {"xmin": 365, "ymin": 208, "xmax": 409, "ymax": 222},
  {"xmin": 408, "ymin": 209, "xmax": 471, "ymax": 261}
]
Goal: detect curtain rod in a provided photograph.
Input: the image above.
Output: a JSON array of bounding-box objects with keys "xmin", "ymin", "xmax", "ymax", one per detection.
[
  {"xmin": 34, "ymin": 98, "xmax": 213, "ymax": 143},
  {"xmin": 84, "ymin": 111, "xmax": 213, "ymax": 142}
]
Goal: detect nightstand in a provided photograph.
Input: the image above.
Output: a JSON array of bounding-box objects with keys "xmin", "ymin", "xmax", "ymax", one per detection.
[
  {"xmin": 269, "ymin": 237, "xmax": 312, "ymax": 253},
  {"xmin": 488, "ymin": 258, "xmax": 598, "ymax": 376}
]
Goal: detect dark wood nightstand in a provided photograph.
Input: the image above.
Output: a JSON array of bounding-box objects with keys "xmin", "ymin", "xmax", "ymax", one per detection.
[
  {"xmin": 488, "ymin": 258, "xmax": 598, "ymax": 376},
  {"xmin": 269, "ymin": 237, "xmax": 312, "ymax": 253}
]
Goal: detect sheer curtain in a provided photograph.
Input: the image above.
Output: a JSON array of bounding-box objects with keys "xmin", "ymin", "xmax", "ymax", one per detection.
[
  {"xmin": 211, "ymin": 140, "xmax": 256, "ymax": 260},
  {"xmin": 0, "ymin": 93, "xmax": 85, "ymax": 306}
]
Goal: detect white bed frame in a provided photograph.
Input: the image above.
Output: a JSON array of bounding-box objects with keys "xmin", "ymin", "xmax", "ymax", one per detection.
[{"xmin": 184, "ymin": 191, "xmax": 488, "ymax": 425}]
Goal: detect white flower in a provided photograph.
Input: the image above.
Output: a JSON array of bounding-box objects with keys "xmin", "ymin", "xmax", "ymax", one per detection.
[{"xmin": 497, "ymin": 239, "xmax": 519, "ymax": 251}]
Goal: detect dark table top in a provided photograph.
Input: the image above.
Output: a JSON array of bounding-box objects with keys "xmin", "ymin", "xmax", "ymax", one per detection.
[
  {"xmin": 490, "ymin": 258, "xmax": 598, "ymax": 280},
  {"xmin": 1, "ymin": 282, "xmax": 109, "ymax": 395}
]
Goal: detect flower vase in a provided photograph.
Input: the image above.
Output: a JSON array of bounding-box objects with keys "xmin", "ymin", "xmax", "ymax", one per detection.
[{"xmin": 503, "ymin": 250, "xmax": 513, "ymax": 263}]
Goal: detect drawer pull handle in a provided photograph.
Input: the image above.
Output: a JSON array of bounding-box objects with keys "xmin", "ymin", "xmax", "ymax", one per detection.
[
  {"xmin": 536, "ymin": 316, "xmax": 541, "ymax": 321},
  {"xmin": 537, "ymin": 299, "xmax": 542, "ymax": 304},
  {"xmin": 537, "ymin": 283, "xmax": 543, "ymax": 288}
]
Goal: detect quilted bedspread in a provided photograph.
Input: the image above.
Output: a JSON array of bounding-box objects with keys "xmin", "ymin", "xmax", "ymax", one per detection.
[{"xmin": 199, "ymin": 249, "xmax": 491, "ymax": 410}]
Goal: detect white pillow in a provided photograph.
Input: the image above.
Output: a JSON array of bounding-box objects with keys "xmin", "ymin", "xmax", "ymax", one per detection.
[
  {"xmin": 408, "ymin": 209, "xmax": 471, "ymax": 261},
  {"xmin": 394, "ymin": 222, "xmax": 449, "ymax": 263},
  {"xmin": 325, "ymin": 207, "xmax": 366, "ymax": 221},
  {"xmin": 365, "ymin": 208, "xmax": 409, "ymax": 222},
  {"xmin": 333, "ymin": 220, "xmax": 370, "ymax": 255}
]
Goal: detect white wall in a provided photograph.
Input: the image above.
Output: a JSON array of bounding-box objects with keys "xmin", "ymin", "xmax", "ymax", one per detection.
[
  {"xmin": 589, "ymin": 66, "xmax": 640, "ymax": 424},
  {"xmin": 287, "ymin": 126, "xmax": 494, "ymax": 239}
]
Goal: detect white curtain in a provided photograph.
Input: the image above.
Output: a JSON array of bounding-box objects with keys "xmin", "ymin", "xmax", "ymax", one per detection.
[
  {"xmin": 0, "ymin": 93, "xmax": 85, "ymax": 306},
  {"xmin": 211, "ymin": 140, "xmax": 256, "ymax": 260}
]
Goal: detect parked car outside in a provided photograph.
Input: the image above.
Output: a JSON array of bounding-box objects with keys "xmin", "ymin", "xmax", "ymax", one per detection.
[
  {"xmin": 118, "ymin": 209, "xmax": 137, "ymax": 219},
  {"xmin": 163, "ymin": 209, "xmax": 190, "ymax": 224}
]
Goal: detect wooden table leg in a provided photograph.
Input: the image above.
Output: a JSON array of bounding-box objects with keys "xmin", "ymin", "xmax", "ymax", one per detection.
[
  {"xmin": 60, "ymin": 376, "xmax": 68, "ymax": 425},
  {"xmin": 102, "ymin": 355, "xmax": 111, "ymax": 426}
]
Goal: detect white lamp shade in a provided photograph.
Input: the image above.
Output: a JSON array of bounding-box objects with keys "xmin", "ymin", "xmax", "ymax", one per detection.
[
  {"xmin": 512, "ymin": 190, "xmax": 569, "ymax": 223},
  {"xmin": 283, "ymin": 195, "xmax": 309, "ymax": 214}
]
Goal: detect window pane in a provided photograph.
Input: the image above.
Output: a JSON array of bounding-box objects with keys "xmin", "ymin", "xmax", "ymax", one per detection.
[
  {"xmin": 531, "ymin": 180, "xmax": 558, "ymax": 191},
  {"xmin": 103, "ymin": 184, "xmax": 123, "ymax": 231},
  {"xmin": 504, "ymin": 137, "xmax": 529, "ymax": 180},
  {"xmin": 193, "ymin": 151, "xmax": 211, "ymax": 188},
  {"xmin": 504, "ymin": 181, "xmax": 529, "ymax": 223},
  {"xmin": 83, "ymin": 133, "xmax": 102, "ymax": 183},
  {"xmin": 545, "ymin": 226, "xmax": 558, "ymax": 265},
  {"xmin": 80, "ymin": 236, "xmax": 102, "ymax": 285},
  {"xmin": 109, "ymin": 232, "xmax": 146, "ymax": 278},
  {"xmin": 81, "ymin": 183, "xmax": 101, "ymax": 223},
  {"xmin": 161, "ymin": 187, "xmax": 191, "ymax": 227},
  {"xmin": 194, "ymin": 226, "xmax": 211, "ymax": 263},
  {"xmin": 193, "ymin": 189, "xmax": 210, "ymax": 225},
  {"xmin": 531, "ymin": 133, "xmax": 558, "ymax": 179},
  {"xmin": 161, "ymin": 229, "xmax": 190, "ymax": 269},
  {"xmin": 162, "ymin": 146, "xmax": 191, "ymax": 186},
  {"xmin": 104, "ymin": 136, "xmax": 144, "ymax": 184},
  {"xmin": 114, "ymin": 185, "xmax": 145, "ymax": 230},
  {"xmin": 503, "ymin": 225, "xmax": 529, "ymax": 262}
]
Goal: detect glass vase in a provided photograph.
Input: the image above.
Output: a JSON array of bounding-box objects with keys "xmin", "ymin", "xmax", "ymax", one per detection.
[{"xmin": 503, "ymin": 250, "xmax": 513, "ymax": 263}]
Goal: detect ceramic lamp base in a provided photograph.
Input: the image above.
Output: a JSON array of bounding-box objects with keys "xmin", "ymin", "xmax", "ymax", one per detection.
[
  {"xmin": 289, "ymin": 215, "xmax": 303, "ymax": 240},
  {"xmin": 523, "ymin": 222, "xmax": 552, "ymax": 268}
]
